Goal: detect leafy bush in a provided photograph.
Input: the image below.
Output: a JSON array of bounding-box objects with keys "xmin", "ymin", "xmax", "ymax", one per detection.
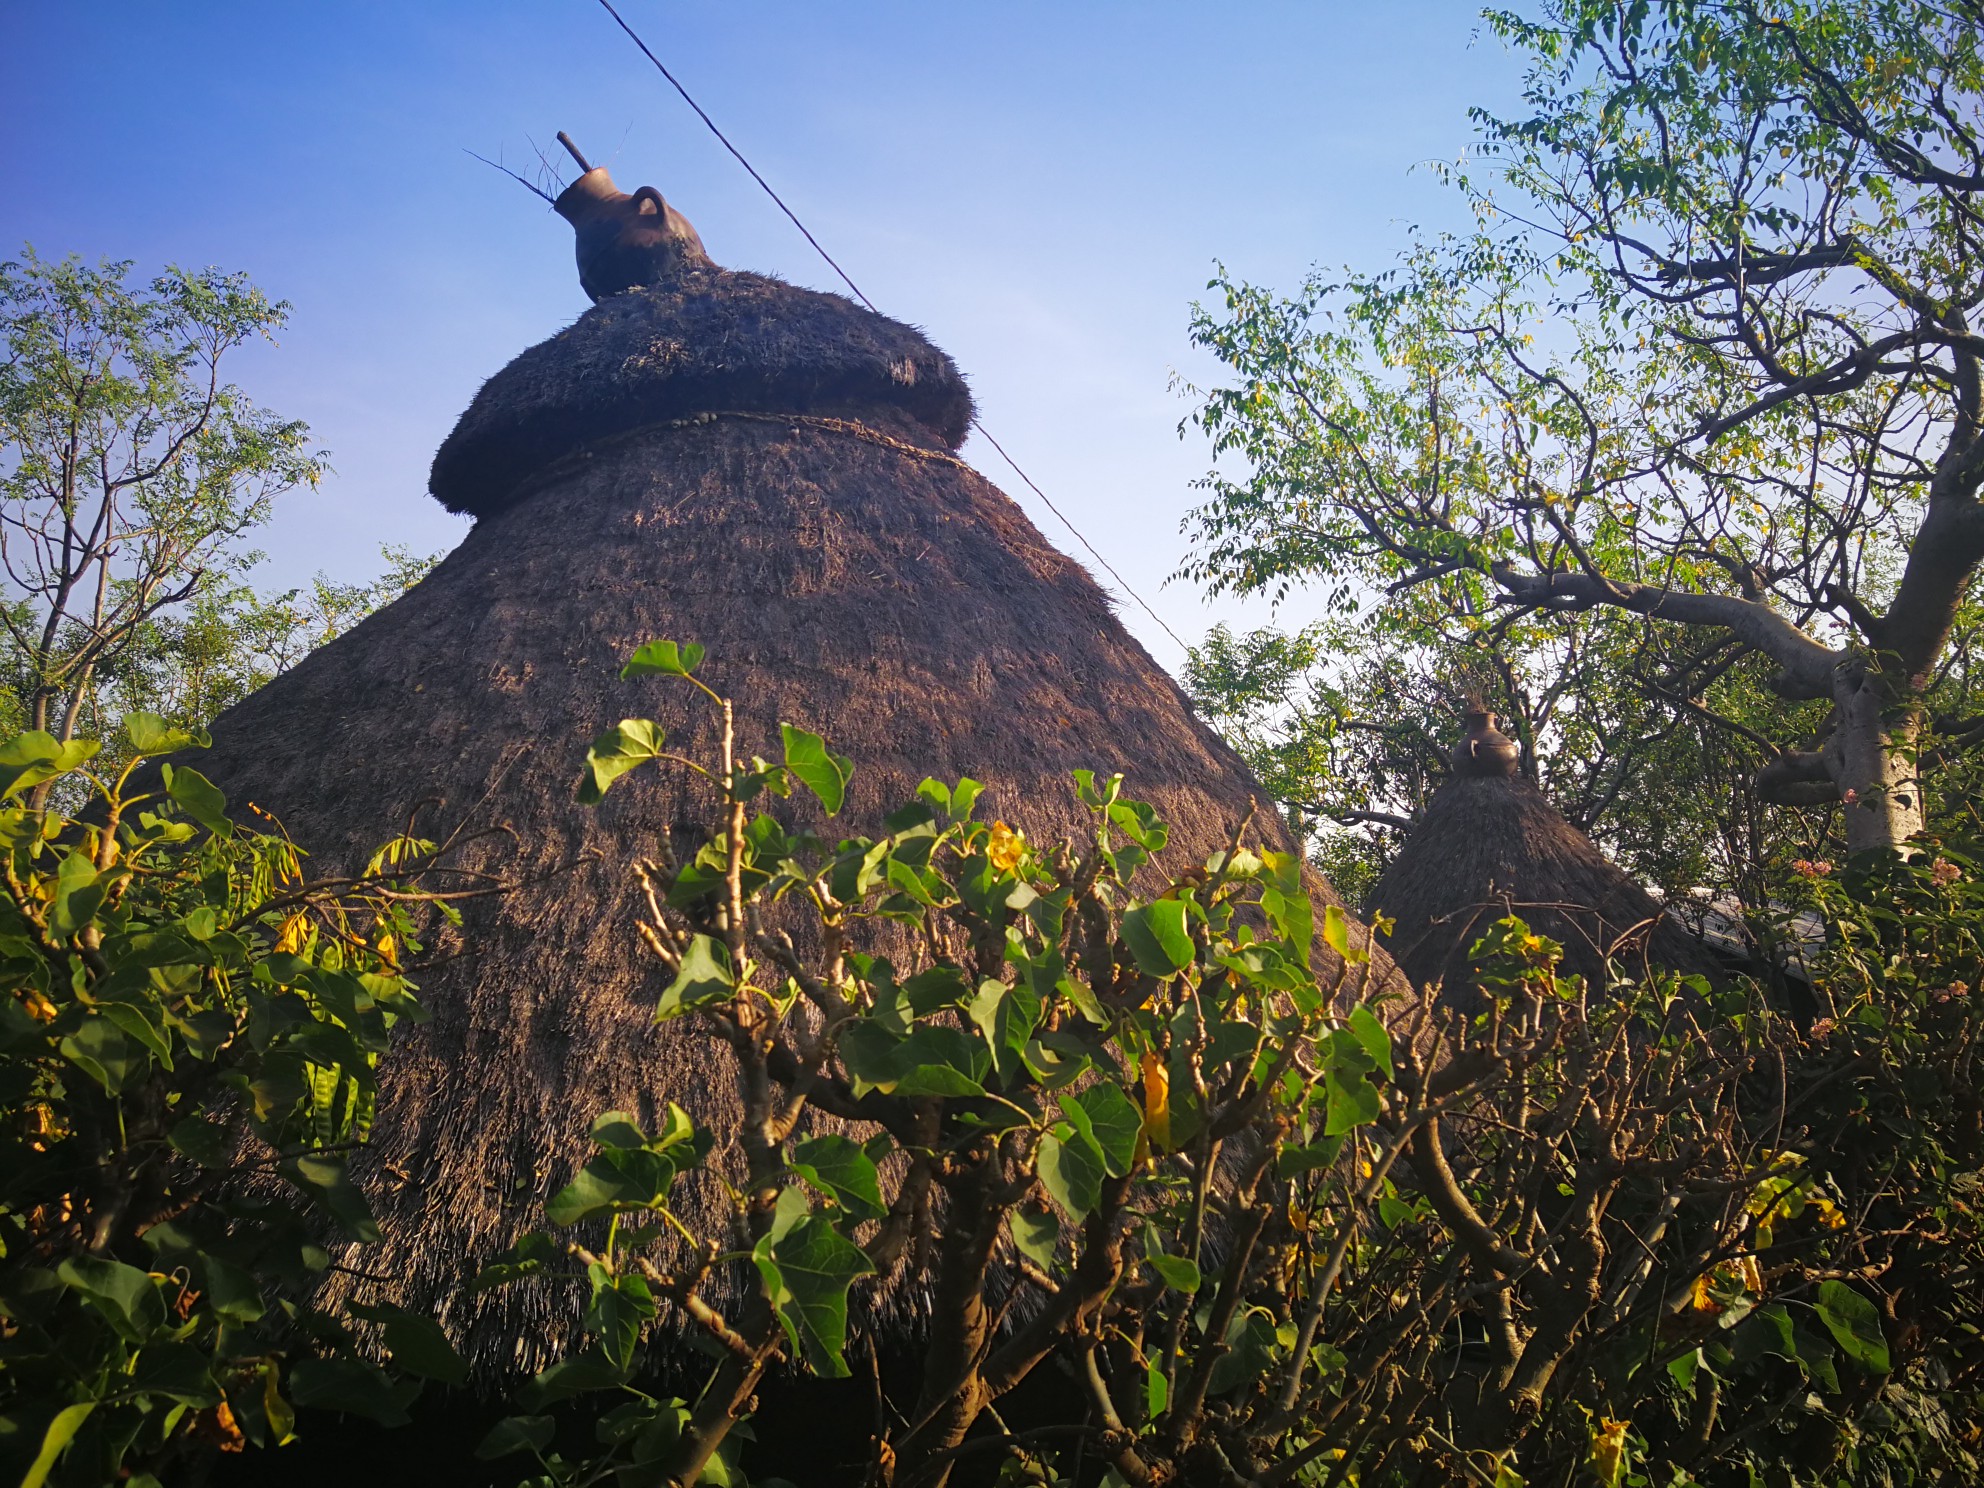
[
  {"xmin": 0, "ymin": 718, "xmax": 468, "ymax": 1486},
  {"xmin": 476, "ymin": 645, "xmax": 1983, "ymax": 1488}
]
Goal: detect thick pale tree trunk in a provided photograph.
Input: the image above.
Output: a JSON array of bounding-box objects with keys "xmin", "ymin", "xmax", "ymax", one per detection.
[{"xmin": 1826, "ymin": 660, "xmax": 1926, "ymax": 855}]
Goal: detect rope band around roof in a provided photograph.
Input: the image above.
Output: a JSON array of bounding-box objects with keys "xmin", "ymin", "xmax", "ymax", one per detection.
[{"xmin": 501, "ymin": 409, "xmax": 975, "ymax": 512}]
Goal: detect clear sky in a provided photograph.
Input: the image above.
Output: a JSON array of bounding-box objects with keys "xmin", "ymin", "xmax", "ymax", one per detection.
[{"xmin": 3, "ymin": 1, "xmax": 1523, "ymax": 672}]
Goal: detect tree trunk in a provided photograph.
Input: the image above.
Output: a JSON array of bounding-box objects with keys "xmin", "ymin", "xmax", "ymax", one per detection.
[{"xmin": 1826, "ymin": 657, "xmax": 1925, "ymax": 854}]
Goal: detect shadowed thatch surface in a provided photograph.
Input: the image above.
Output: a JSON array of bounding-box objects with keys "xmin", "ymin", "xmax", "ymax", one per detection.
[
  {"xmin": 429, "ymin": 266, "xmax": 976, "ymax": 518},
  {"xmin": 1366, "ymin": 772, "xmax": 1723, "ymax": 1002},
  {"xmin": 187, "ymin": 266, "xmax": 1396, "ymax": 1377}
]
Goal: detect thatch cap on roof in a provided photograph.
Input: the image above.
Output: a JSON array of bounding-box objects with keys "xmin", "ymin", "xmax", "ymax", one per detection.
[
  {"xmin": 1368, "ymin": 741, "xmax": 1721, "ymax": 1002},
  {"xmin": 429, "ymin": 263, "xmax": 977, "ymax": 519}
]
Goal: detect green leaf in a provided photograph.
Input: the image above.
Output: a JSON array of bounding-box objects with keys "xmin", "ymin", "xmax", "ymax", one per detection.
[
  {"xmin": 0, "ymin": 732, "xmax": 98, "ymax": 802},
  {"xmin": 56, "ymin": 1254, "xmax": 166, "ymax": 1342},
  {"xmin": 547, "ymin": 1147, "xmax": 682, "ymax": 1226},
  {"xmin": 519, "ymin": 1350, "xmax": 631, "ymax": 1408},
  {"xmin": 1815, "ymin": 1281, "xmax": 1890, "ymax": 1372},
  {"xmin": 620, "ymin": 640, "xmax": 705, "ymax": 678},
  {"xmin": 1010, "ymin": 1209, "xmax": 1060, "ymax": 1271},
  {"xmin": 20, "ymin": 1401, "xmax": 94, "ymax": 1488},
  {"xmin": 1145, "ymin": 1357, "xmax": 1169, "ymax": 1420},
  {"xmin": 655, "ymin": 934, "xmax": 734, "ymax": 1021},
  {"xmin": 839, "ymin": 1022, "xmax": 988, "ymax": 1097},
  {"xmin": 577, "ymin": 719, "xmax": 666, "ymax": 804},
  {"xmin": 584, "ymin": 1267, "xmax": 658, "ymax": 1371},
  {"xmin": 1121, "ymin": 900, "xmax": 1194, "ymax": 978},
  {"xmin": 285, "ymin": 1154, "xmax": 382, "ymax": 1243},
  {"xmin": 1148, "ymin": 1252, "xmax": 1202, "ymax": 1293},
  {"xmin": 477, "ymin": 1415, "xmax": 557, "ymax": 1461},
  {"xmin": 752, "ymin": 1203, "xmax": 874, "ymax": 1377},
  {"xmin": 289, "ymin": 1357, "xmax": 421, "ymax": 1425},
  {"xmin": 354, "ymin": 1302, "xmax": 469, "ymax": 1385},
  {"xmin": 163, "ymin": 763, "xmax": 232, "ymax": 837},
  {"xmin": 48, "ymin": 851, "xmax": 106, "ymax": 940},
  {"xmin": 781, "ymin": 723, "xmax": 851, "ymax": 817},
  {"xmin": 969, "ymin": 977, "xmax": 1041, "ymax": 1087},
  {"xmin": 790, "ymin": 1135, "xmax": 886, "ymax": 1220},
  {"xmin": 1347, "ymin": 1005, "xmax": 1393, "ymax": 1079},
  {"xmin": 60, "ymin": 1015, "xmax": 147, "ymax": 1095},
  {"xmin": 124, "ymin": 711, "xmax": 206, "ymax": 756},
  {"xmin": 1323, "ymin": 1071, "xmax": 1380, "ymax": 1136},
  {"xmin": 1067, "ymin": 1084, "xmax": 1142, "ymax": 1178},
  {"xmin": 1038, "ymin": 1124, "xmax": 1106, "ymax": 1221}
]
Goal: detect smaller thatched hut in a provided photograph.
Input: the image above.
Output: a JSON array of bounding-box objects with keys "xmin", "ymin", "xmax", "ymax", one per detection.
[{"xmin": 1367, "ymin": 708, "xmax": 1722, "ymax": 1001}]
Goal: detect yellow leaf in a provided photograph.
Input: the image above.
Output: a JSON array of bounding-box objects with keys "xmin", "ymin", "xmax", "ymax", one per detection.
[
  {"xmin": 1141, "ymin": 1051, "xmax": 1171, "ymax": 1153},
  {"xmin": 1589, "ymin": 1418, "xmax": 1628, "ymax": 1486},
  {"xmin": 275, "ymin": 913, "xmax": 310, "ymax": 954}
]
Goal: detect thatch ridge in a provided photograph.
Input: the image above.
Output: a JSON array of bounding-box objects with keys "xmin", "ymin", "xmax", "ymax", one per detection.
[
  {"xmin": 1366, "ymin": 772, "xmax": 1722, "ymax": 1001},
  {"xmin": 193, "ymin": 401, "xmax": 1395, "ymax": 1378},
  {"xmin": 429, "ymin": 268, "xmax": 977, "ymax": 518}
]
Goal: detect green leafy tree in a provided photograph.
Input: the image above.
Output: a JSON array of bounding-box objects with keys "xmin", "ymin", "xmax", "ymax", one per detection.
[
  {"xmin": 0, "ymin": 720, "xmax": 474, "ymax": 1486},
  {"xmin": 0, "ymin": 249, "xmax": 324, "ymax": 749},
  {"xmin": 1182, "ymin": 0, "xmax": 1984, "ymax": 854}
]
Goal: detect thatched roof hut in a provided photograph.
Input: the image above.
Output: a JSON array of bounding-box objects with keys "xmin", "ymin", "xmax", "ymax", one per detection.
[
  {"xmin": 1366, "ymin": 709, "xmax": 1721, "ymax": 1003},
  {"xmin": 187, "ymin": 169, "xmax": 1395, "ymax": 1375}
]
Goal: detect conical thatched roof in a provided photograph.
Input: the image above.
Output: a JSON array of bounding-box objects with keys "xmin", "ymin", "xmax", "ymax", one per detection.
[
  {"xmin": 186, "ymin": 197, "xmax": 1395, "ymax": 1375},
  {"xmin": 1366, "ymin": 711, "xmax": 1720, "ymax": 1002}
]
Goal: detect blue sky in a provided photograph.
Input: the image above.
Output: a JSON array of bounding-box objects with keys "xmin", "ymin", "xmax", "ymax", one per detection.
[{"xmin": 4, "ymin": 1, "xmax": 1524, "ymax": 671}]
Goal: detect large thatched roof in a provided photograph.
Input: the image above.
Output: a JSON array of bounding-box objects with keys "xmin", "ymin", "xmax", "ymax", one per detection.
[
  {"xmin": 187, "ymin": 214, "xmax": 1395, "ymax": 1376},
  {"xmin": 1367, "ymin": 713, "xmax": 1721, "ymax": 1002}
]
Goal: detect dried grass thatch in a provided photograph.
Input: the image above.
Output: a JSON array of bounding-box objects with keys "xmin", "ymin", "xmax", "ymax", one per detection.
[
  {"xmin": 1365, "ymin": 761, "xmax": 1723, "ymax": 1004},
  {"xmin": 188, "ymin": 253, "xmax": 1395, "ymax": 1375}
]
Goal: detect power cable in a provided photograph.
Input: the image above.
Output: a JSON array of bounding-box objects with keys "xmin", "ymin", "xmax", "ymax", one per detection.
[{"xmin": 590, "ymin": 0, "xmax": 1193, "ymax": 657}]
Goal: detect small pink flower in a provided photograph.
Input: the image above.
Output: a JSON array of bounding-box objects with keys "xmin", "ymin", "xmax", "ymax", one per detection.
[
  {"xmin": 1842, "ymin": 788, "xmax": 1860, "ymax": 806},
  {"xmin": 1930, "ymin": 857, "xmax": 1963, "ymax": 887},
  {"xmin": 1934, "ymin": 981, "xmax": 1971, "ymax": 1005},
  {"xmin": 1808, "ymin": 1017, "xmax": 1836, "ymax": 1042},
  {"xmin": 1791, "ymin": 859, "xmax": 1834, "ymax": 879}
]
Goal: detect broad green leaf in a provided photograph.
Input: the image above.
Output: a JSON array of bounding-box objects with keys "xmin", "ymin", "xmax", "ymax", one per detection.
[
  {"xmin": 1347, "ymin": 1005, "xmax": 1393, "ymax": 1079},
  {"xmin": 839, "ymin": 1022, "xmax": 988, "ymax": 1097},
  {"xmin": 354, "ymin": 1302, "xmax": 470, "ymax": 1385},
  {"xmin": 0, "ymin": 732, "xmax": 98, "ymax": 802},
  {"xmin": 969, "ymin": 976, "xmax": 1041, "ymax": 1087},
  {"xmin": 60, "ymin": 1015, "xmax": 147, "ymax": 1095},
  {"xmin": 163, "ymin": 763, "xmax": 232, "ymax": 837},
  {"xmin": 477, "ymin": 1415, "xmax": 557, "ymax": 1460},
  {"xmin": 584, "ymin": 1267, "xmax": 658, "ymax": 1371},
  {"xmin": 1323, "ymin": 1071, "xmax": 1380, "ymax": 1136},
  {"xmin": 288, "ymin": 1358, "xmax": 420, "ymax": 1426},
  {"xmin": 1145, "ymin": 1357, "xmax": 1169, "ymax": 1420},
  {"xmin": 1010, "ymin": 1209, "xmax": 1060, "ymax": 1271},
  {"xmin": 56, "ymin": 1255, "xmax": 165, "ymax": 1342},
  {"xmin": 1816, "ymin": 1281, "xmax": 1890, "ymax": 1372},
  {"xmin": 285, "ymin": 1154, "xmax": 382, "ymax": 1243},
  {"xmin": 752, "ymin": 1205, "xmax": 874, "ymax": 1377},
  {"xmin": 1038, "ymin": 1123, "xmax": 1106, "ymax": 1221},
  {"xmin": 1121, "ymin": 900, "xmax": 1194, "ymax": 978},
  {"xmin": 620, "ymin": 639, "xmax": 705, "ymax": 678},
  {"xmin": 577, "ymin": 719, "xmax": 666, "ymax": 804},
  {"xmin": 547, "ymin": 1147, "xmax": 681, "ymax": 1226},
  {"xmin": 49, "ymin": 851, "xmax": 106, "ymax": 939},
  {"xmin": 1148, "ymin": 1252, "xmax": 1202, "ymax": 1293},
  {"xmin": 124, "ymin": 711, "xmax": 206, "ymax": 756},
  {"xmin": 790, "ymin": 1134, "xmax": 886, "ymax": 1219},
  {"xmin": 1067, "ymin": 1084, "xmax": 1142, "ymax": 1178},
  {"xmin": 655, "ymin": 935, "xmax": 734, "ymax": 1021},
  {"xmin": 519, "ymin": 1350, "xmax": 631, "ymax": 1408},
  {"xmin": 590, "ymin": 1110, "xmax": 650, "ymax": 1150},
  {"xmin": 781, "ymin": 723, "xmax": 851, "ymax": 816}
]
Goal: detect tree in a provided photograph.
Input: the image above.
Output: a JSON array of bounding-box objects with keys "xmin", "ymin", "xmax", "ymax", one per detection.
[
  {"xmin": 0, "ymin": 249, "xmax": 324, "ymax": 747},
  {"xmin": 1181, "ymin": 0, "xmax": 1984, "ymax": 853}
]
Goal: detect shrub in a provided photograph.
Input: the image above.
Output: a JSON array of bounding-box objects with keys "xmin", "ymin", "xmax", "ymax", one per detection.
[
  {"xmin": 477, "ymin": 645, "xmax": 1984, "ymax": 1488},
  {"xmin": 0, "ymin": 718, "xmax": 469, "ymax": 1486}
]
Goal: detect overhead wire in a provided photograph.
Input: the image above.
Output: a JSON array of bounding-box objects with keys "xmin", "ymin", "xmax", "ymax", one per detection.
[{"xmin": 590, "ymin": 0, "xmax": 1193, "ymax": 657}]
